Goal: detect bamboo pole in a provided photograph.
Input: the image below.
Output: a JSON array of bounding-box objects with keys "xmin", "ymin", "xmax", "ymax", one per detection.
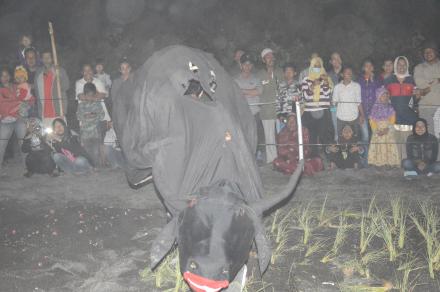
[{"xmin": 48, "ymin": 22, "xmax": 64, "ymax": 117}]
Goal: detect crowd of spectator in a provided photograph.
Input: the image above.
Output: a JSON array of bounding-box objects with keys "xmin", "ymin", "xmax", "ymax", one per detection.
[
  {"xmin": 0, "ymin": 33, "xmax": 440, "ymax": 180},
  {"xmin": 233, "ymin": 41, "xmax": 440, "ymax": 177},
  {"xmin": 0, "ymin": 34, "xmax": 130, "ymax": 177}
]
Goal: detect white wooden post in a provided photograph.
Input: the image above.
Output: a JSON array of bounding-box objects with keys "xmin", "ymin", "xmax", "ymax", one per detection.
[{"xmin": 295, "ymin": 101, "xmax": 304, "ymax": 166}]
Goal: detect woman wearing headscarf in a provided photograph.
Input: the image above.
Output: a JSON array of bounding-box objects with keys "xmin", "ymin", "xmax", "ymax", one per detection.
[
  {"xmin": 326, "ymin": 124, "xmax": 364, "ymax": 169},
  {"xmin": 49, "ymin": 118, "xmax": 92, "ymax": 174},
  {"xmin": 384, "ymin": 56, "xmax": 419, "ymax": 160},
  {"xmin": 402, "ymin": 118, "xmax": 440, "ymax": 176},
  {"xmin": 368, "ymin": 87, "xmax": 400, "ymax": 166},
  {"xmin": 300, "ymin": 57, "xmax": 335, "ymax": 157},
  {"xmin": 273, "ymin": 114, "xmax": 323, "ymax": 175}
]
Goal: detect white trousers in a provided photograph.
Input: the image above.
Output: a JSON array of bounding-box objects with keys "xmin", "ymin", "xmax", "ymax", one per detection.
[{"xmin": 262, "ymin": 119, "xmax": 277, "ymax": 163}]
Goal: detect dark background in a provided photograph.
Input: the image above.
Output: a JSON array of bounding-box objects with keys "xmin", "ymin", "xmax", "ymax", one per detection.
[{"xmin": 0, "ymin": 0, "xmax": 439, "ymax": 78}]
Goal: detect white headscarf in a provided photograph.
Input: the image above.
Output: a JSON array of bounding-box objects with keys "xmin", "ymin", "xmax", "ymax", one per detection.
[{"xmin": 393, "ymin": 56, "xmax": 410, "ymax": 79}]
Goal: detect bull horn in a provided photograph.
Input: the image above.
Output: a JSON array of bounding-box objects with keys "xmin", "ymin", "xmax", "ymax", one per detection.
[{"xmin": 251, "ymin": 160, "xmax": 304, "ymax": 215}]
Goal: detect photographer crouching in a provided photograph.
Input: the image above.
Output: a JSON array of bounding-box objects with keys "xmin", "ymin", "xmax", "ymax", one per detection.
[{"xmin": 22, "ymin": 118, "xmax": 57, "ymax": 177}]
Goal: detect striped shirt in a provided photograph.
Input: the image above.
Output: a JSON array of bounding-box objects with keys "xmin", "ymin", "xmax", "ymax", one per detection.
[{"xmin": 300, "ymin": 77, "xmax": 332, "ymax": 111}]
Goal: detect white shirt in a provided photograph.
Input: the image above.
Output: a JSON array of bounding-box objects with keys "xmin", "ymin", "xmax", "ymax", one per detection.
[
  {"xmin": 333, "ymin": 81, "xmax": 361, "ymax": 121},
  {"xmin": 95, "ymin": 73, "xmax": 112, "ymax": 92},
  {"xmin": 75, "ymin": 77, "xmax": 110, "ymax": 121}
]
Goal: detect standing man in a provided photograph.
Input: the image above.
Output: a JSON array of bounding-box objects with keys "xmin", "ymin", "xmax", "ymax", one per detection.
[
  {"xmin": 75, "ymin": 64, "xmax": 110, "ymax": 121},
  {"xmin": 111, "ymin": 58, "xmax": 135, "ymax": 138},
  {"xmin": 414, "ymin": 41, "xmax": 440, "ymax": 139},
  {"xmin": 111, "ymin": 58, "xmax": 134, "ymax": 106},
  {"xmin": 333, "ymin": 67, "xmax": 365, "ymax": 140},
  {"xmin": 358, "ymin": 59, "xmax": 382, "ymax": 159},
  {"xmin": 76, "ymin": 64, "xmax": 110, "ymax": 166},
  {"xmin": 328, "ymin": 52, "xmax": 344, "ymax": 142},
  {"xmin": 257, "ymin": 48, "xmax": 283, "ymax": 164},
  {"xmin": 234, "ymin": 53, "xmax": 264, "ymax": 164},
  {"xmin": 34, "ymin": 50, "xmax": 70, "ymax": 128},
  {"xmin": 24, "ymin": 48, "xmax": 42, "ymax": 118},
  {"xmin": 24, "ymin": 48, "xmax": 41, "ymax": 86}
]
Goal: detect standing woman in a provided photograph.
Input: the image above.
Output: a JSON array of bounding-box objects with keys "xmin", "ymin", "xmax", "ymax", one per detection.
[
  {"xmin": 300, "ymin": 57, "xmax": 335, "ymax": 157},
  {"xmin": 384, "ymin": 56, "xmax": 419, "ymax": 160},
  {"xmin": 0, "ymin": 68, "xmax": 28, "ymax": 174},
  {"xmin": 368, "ymin": 87, "xmax": 400, "ymax": 167}
]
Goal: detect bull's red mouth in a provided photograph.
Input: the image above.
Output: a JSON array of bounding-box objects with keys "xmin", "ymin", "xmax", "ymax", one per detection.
[{"xmin": 183, "ymin": 271, "xmax": 229, "ymax": 292}]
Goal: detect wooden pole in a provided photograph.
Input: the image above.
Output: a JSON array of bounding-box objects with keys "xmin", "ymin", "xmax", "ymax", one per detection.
[{"xmin": 48, "ymin": 22, "xmax": 64, "ymax": 117}]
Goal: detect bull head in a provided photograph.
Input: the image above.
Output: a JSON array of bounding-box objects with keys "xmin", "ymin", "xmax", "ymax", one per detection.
[{"xmin": 150, "ymin": 160, "xmax": 303, "ymax": 291}]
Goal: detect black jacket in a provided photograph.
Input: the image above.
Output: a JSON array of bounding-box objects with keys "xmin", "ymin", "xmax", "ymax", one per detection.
[
  {"xmin": 406, "ymin": 134, "xmax": 439, "ymax": 164},
  {"xmin": 22, "ymin": 135, "xmax": 56, "ymax": 174},
  {"xmin": 52, "ymin": 132, "xmax": 93, "ymax": 166}
]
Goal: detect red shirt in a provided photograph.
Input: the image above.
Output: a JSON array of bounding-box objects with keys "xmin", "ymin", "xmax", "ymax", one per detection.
[
  {"xmin": 0, "ymin": 84, "xmax": 20, "ymax": 118},
  {"xmin": 43, "ymin": 70, "xmax": 56, "ymax": 118}
]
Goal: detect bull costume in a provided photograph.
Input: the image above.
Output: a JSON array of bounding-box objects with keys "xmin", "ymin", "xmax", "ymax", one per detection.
[{"xmin": 113, "ymin": 46, "xmax": 303, "ymax": 291}]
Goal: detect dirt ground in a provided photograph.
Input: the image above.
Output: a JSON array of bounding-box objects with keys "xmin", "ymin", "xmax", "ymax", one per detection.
[{"xmin": 1, "ymin": 157, "xmax": 440, "ymax": 292}]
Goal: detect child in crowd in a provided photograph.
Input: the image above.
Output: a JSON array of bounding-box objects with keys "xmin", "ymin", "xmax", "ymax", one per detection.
[
  {"xmin": 14, "ymin": 66, "xmax": 35, "ymax": 119},
  {"xmin": 276, "ymin": 63, "xmax": 301, "ymax": 132},
  {"xmin": 380, "ymin": 58, "xmax": 394, "ymax": 82},
  {"xmin": 368, "ymin": 87, "xmax": 400, "ymax": 167},
  {"xmin": 326, "ymin": 124, "xmax": 364, "ymax": 169},
  {"xmin": 22, "ymin": 118, "xmax": 56, "ymax": 177},
  {"xmin": 76, "ymin": 83, "xmax": 105, "ymax": 167},
  {"xmin": 95, "ymin": 58, "xmax": 112, "ymax": 93}
]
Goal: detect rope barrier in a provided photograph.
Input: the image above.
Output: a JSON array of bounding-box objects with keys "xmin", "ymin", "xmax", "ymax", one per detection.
[
  {"xmin": 248, "ymin": 100, "xmax": 439, "ymax": 108},
  {"xmin": 0, "ymin": 97, "xmax": 439, "ymax": 108},
  {"xmin": 0, "ymin": 137, "xmax": 434, "ymax": 146}
]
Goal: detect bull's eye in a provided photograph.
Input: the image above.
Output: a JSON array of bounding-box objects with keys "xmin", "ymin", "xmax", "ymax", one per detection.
[{"xmin": 189, "ymin": 261, "xmax": 197, "ymax": 270}]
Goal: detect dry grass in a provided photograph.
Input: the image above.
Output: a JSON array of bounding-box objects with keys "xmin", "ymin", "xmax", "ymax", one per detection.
[
  {"xmin": 410, "ymin": 202, "xmax": 440, "ymax": 279},
  {"xmin": 139, "ymin": 197, "xmax": 440, "ymax": 291},
  {"xmin": 395, "ymin": 256, "xmax": 423, "ymax": 292},
  {"xmin": 139, "ymin": 249, "xmax": 186, "ymax": 291},
  {"xmin": 296, "ymin": 202, "xmax": 315, "ymax": 245},
  {"xmin": 321, "ymin": 214, "xmax": 348, "ymax": 263}
]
